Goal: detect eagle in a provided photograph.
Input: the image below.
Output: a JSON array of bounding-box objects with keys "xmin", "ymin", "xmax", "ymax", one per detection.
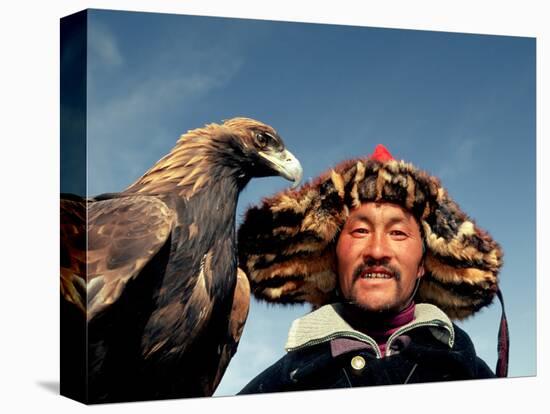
[{"xmin": 60, "ymin": 117, "xmax": 302, "ymax": 403}]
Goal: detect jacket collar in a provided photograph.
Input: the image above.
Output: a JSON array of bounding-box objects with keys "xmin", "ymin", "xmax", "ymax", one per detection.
[{"xmin": 285, "ymin": 303, "xmax": 455, "ymax": 355}]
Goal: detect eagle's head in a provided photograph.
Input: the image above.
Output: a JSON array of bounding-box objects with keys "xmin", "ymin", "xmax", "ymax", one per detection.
[
  {"xmin": 125, "ymin": 117, "xmax": 303, "ymax": 196},
  {"xmin": 219, "ymin": 117, "xmax": 303, "ymax": 188}
]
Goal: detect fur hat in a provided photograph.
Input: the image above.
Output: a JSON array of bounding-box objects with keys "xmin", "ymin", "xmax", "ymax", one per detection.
[{"xmin": 238, "ymin": 145, "xmax": 504, "ymax": 321}]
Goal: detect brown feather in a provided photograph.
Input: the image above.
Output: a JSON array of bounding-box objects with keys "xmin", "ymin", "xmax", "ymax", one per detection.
[
  {"xmin": 60, "ymin": 197, "xmax": 87, "ymax": 313},
  {"xmin": 85, "ymin": 196, "xmax": 176, "ymax": 319},
  {"xmin": 210, "ymin": 267, "xmax": 250, "ymax": 393}
]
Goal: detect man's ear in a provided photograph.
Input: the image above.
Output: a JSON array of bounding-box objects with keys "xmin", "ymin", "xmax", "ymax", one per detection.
[
  {"xmin": 417, "ymin": 261, "xmax": 425, "ymax": 279},
  {"xmin": 418, "ymin": 238, "xmax": 426, "ymax": 279}
]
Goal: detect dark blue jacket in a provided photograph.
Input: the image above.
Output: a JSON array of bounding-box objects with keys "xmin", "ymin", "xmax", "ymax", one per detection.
[{"xmin": 239, "ymin": 304, "xmax": 495, "ymax": 394}]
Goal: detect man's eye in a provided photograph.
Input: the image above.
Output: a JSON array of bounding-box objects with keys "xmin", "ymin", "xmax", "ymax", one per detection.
[
  {"xmin": 352, "ymin": 228, "xmax": 369, "ymax": 235},
  {"xmin": 390, "ymin": 230, "xmax": 407, "ymax": 238}
]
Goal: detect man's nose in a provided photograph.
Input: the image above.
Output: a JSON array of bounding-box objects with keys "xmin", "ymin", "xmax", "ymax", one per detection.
[{"xmin": 362, "ymin": 233, "xmax": 392, "ymax": 261}]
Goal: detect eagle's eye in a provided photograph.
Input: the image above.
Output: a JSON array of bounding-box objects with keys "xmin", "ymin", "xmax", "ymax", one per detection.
[
  {"xmin": 255, "ymin": 132, "xmax": 283, "ymax": 152},
  {"xmin": 255, "ymin": 132, "xmax": 269, "ymax": 149}
]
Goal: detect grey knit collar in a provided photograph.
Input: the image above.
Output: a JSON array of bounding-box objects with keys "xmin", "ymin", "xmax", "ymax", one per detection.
[{"xmin": 285, "ymin": 303, "xmax": 455, "ymax": 353}]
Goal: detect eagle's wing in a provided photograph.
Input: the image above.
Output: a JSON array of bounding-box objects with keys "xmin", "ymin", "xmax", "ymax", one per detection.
[
  {"xmin": 60, "ymin": 195, "xmax": 88, "ymax": 314},
  {"xmin": 210, "ymin": 267, "xmax": 251, "ymax": 394},
  {"xmin": 60, "ymin": 194, "xmax": 176, "ymax": 321}
]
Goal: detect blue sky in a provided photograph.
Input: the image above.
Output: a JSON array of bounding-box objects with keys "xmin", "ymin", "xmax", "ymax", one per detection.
[{"xmin": 80, "ymin": 9, "xmax": 535, "ymax": 396}]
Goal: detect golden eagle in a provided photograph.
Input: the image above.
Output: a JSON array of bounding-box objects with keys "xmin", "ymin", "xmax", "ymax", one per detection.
[{"xmin": 60, "ymin": 118, "xmax": 302, "ymax": 403}]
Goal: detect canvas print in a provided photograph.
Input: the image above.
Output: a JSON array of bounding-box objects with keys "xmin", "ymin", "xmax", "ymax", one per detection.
[{"xmin": 60, "ymin": 9, "xmax": 536, "ymax": 404}]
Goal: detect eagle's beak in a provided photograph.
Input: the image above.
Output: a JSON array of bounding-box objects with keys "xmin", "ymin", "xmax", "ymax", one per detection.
[{"xmin": 259, "ymin": 149, "xmax": 303, "ymax": 188}]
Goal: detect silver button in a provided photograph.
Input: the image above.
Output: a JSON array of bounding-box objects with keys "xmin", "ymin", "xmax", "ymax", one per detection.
[{"xmin": 351, "ymin": 355, "xmax": 366, "ymax": 370}]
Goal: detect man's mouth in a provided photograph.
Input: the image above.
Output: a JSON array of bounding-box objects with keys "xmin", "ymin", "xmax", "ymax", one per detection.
[
  {"xmin": 360, "ymin": 272, "xmax": 393, "ymax": 279},
  {"xmin": 354, "ymin": 265, "xmax": 399, "ymax": 281}
]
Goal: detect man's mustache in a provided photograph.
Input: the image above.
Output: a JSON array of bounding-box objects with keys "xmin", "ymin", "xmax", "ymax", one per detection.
[{"xmin": 352, "ymin": 260, "xmax": 401, "ymax": 282}]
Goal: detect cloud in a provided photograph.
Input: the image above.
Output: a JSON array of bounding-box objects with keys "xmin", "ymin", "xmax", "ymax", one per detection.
[
  {"xmin": 436, "ymin": 137, "xmax": 478, "ymax": 182},
  {"xmin": 88, "ymin": 22, "xmax": 123, "ymax": 69},
  {"xmin": 214, "ymin": 300, "xmax": 308, "ymax": 396},
  {"xmin": 214, "ymin": 336, "xmax": 282, "ymax": 396},
  {"xmin": 86, "ymin": 26, "xmax": 244, "ymax": 194}
]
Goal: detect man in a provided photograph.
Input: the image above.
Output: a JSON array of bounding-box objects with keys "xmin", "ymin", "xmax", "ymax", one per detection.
[{"xmin": 236, "ymin": 144, "xmax": 508, "ymax": 393}]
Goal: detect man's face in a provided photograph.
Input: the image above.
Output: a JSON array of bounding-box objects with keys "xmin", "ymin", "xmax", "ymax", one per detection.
[{"xmin": 335, "ymin": 202, "xmax": 425, "ymax": 313}]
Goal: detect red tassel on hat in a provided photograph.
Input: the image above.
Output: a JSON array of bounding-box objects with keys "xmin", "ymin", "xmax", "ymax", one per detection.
[{"xmin": 370, "ymin": 144, "xmax": 394, "ymax": 161}]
